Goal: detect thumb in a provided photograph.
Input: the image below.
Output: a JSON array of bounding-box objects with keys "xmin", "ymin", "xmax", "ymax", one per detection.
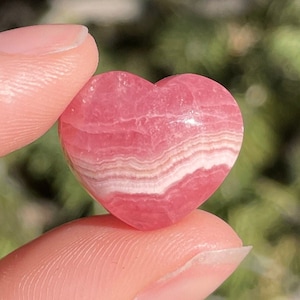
[
  {"xmin": 0, "ymin": 24, "xmax": 98, "ymax": 156},
  {"xmin": 0, "ymin": 210, "xmax": 250, "ymax": 300}
]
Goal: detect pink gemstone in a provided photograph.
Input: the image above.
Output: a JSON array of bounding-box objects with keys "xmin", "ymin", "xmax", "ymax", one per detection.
[{"xmin": 59, "ymin": 71, "xmax": 243, "ymax": 230}]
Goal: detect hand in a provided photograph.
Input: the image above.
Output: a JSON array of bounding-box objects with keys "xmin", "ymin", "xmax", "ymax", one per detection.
[{"xmin": 0, "ymin": 24, "xmax": 250, "ymax": 300}]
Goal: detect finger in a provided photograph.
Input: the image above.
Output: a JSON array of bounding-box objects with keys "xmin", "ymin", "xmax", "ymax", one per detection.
[
  {"xmin": 0, "ymin": 210, "xmax": 251, "ymax": 300},
  {"xmin": 0, "ymin": 24, "xmax": 99, "ymax": 156}
]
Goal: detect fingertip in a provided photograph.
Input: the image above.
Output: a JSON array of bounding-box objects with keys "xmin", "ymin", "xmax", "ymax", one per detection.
[
  {"xmin": 0, "ymin": 210, "xmax": 246, "ymax": 299},
  {"xmin": 0, "ymin": 24, "xmax": 99, "ymax": 156}
]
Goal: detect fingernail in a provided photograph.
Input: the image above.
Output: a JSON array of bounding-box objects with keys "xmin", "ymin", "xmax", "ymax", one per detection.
[
  {"xmin": 0, "ymin": 24, "xmax": 88, "ymax": 55},
  {"xmin": 135, "ymin": 246, "xmax": 252, "ymax": 300}
]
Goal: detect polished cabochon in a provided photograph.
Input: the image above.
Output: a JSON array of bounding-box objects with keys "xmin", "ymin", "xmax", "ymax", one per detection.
[{"xmin": 59, "ymin": 71, "xmax": 243, "ymax": 230}]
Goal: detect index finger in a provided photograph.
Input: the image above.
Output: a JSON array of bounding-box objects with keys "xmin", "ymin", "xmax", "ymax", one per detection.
[{"xmin": 0, "ymin": 24, "xmax": 99, "ymax": 156}]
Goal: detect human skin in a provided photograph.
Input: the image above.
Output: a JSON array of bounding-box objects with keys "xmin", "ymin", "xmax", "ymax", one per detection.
[{"xmin": 0, "ymin": 25, "xmax": 250, "ymax": 300}]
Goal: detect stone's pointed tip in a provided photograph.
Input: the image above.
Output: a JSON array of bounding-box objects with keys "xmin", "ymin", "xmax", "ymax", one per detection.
[{"xmin": 59, "ymin": 71, "xmax": 243, "ymax": 230}]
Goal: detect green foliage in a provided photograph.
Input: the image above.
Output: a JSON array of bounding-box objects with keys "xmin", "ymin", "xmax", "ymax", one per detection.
[{"xmin": 1, "ymin": 0, "xmax": 300, "ymax": 298}]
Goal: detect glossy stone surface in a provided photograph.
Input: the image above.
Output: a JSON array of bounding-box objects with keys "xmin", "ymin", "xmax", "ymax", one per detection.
[{"xmin": 59, "ymin": 71, "xmax": 243, "ymax": 230}]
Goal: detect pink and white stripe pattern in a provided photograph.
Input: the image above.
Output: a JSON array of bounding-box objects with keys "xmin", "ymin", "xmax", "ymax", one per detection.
[{"xmin": 59, "ymin": 72, "xmax": 243, "ymax": 230}]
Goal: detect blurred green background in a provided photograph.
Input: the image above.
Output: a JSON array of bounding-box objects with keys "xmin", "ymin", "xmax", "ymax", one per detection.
[{"xmin": 1, "ymin": 0, "xmax": 300, "ymax": 299}]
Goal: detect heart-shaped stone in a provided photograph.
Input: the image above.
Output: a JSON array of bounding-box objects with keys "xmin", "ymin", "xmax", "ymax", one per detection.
[{"xmin": 59, "ymin": 71, "xmax": 243, "ymax": 230}]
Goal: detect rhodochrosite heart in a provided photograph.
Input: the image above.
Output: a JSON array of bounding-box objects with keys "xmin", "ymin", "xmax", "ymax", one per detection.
[{"xmin": 59, "ymin": 71, "xmax": 243, "ymax": 230}]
